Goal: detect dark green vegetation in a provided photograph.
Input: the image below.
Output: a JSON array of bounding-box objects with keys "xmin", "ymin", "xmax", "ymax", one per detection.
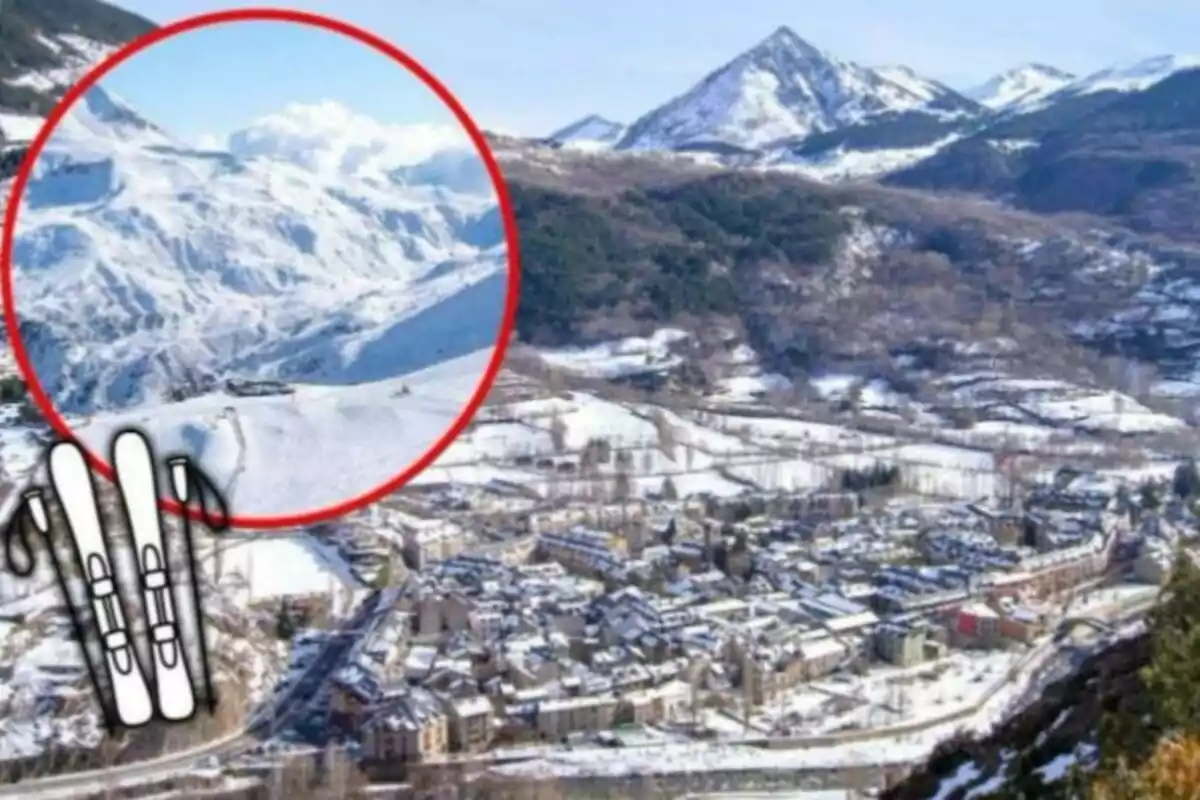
[
  {"xmin": 889, "ymin": 70, "xmax": 1200, "ymax": 240},
  {"xmin": 840, "ymin": 463, "xmax": 901, "ymax": 493},
  {"xmin": 0, "ymin": 0, "xmax": 154, "ymax": 119},
  {"xmin": 511, "ymin": 173, "xmax": 847, "ymax": 346},
  {"xmin": 0, "ymin": 375, "xmax": 24, "ymax": 403},
  {"xmin": 883, "ymin": 551, "xmax": 1200, "ymax": 799},
  {"xmin": 504, "ymin": 150, "xmax": 1170, "ymax": 392}
]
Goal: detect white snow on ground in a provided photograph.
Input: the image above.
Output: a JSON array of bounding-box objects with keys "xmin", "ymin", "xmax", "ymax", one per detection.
[
  {"xmin": 1025, "ymin": 391, "xmax": 1183, "ymax": 433},
  {"xmin": 811, "ymin": 374, "xmax": 906, "ymax": 410},
  {"xmin": 540, "ymin": 329, "xmax": 689, "ymax": 379},
  {"xmin": 73, "ymin": 348, "xmax": 493, "ymax": 518},
  {"xmin": 713, "ymin": 373, "xmax": 792, "ymax": 402},
  {"xmin": 0, "ymin": 112, "xmax": 45, "ymax": 142},
  {"xmin": 399, "ymin": 352, "xmax": 1191, "ymax": 504},
  {"xmin": 214, "ymin": 534, "xmax": 362, "ymax": 603},
  {"xmin": 750, "ymin": 650, "xmax": 1023, "ymax": 735},
  {"xmin": 412, "ymin": 387, "xmax": 1002, "ymax": 501},
  {"xmin": 763, "ymin": 134, "xmax": 962, "ymax": 182}
]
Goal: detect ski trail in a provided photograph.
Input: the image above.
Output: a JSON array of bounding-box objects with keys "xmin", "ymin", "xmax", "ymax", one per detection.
[{"xmin": 217, "ymin": 406, "xmax": 248, "ymax": 506}]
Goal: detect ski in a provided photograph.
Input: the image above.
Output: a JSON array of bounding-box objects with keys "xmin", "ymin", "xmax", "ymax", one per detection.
[
  {"xmin": 112, "ymin": 431, "xmax": 196, "ymax": 722},
  {"xmin": 49, "ymin": 442, "xmax": 154, "ymax": 728}
]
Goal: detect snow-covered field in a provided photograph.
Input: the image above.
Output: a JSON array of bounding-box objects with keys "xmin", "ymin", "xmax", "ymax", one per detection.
[
  {"xmin": 73, "ymin": 348, "xmax": 493, "ymax": 518},
  {"xmin": 747, "ymin": 650, "xmax": 1024, "ymax": 735},
  {"xmin": 392, "ymin": 329, "xmax": 1188, "ymax": 505}
]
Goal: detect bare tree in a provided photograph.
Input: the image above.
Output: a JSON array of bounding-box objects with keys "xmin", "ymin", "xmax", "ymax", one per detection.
[
  {"xmin": 548, "ymin": 411, "xmax": 567, "ymax": 454},
  {"xmin": 650, "ymin": 410, "xmax": 678, "ymax": 460},
  {"xmin": 613, "ymin": 469, "xmax": 632, "ymax": 502},
  {"xmin": 661, "ymin": 477, "xmax": 679, "ymax": 501}
]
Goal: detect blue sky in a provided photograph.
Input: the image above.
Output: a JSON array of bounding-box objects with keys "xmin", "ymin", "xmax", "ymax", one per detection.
[
  {"xmin": 112, "ymin": 0, "xmax": 1200, "ymax": 136},
  {"xmin": 98, "ymin": 16, "xmax": 459, "ymax": 144}
]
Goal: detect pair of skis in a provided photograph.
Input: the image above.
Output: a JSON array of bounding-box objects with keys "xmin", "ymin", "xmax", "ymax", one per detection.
[{"xmin": 3, "ymin": 430, "xmax": 230, "ymax": 732}]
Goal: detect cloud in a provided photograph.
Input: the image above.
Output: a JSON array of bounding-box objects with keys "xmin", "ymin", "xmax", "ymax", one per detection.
[
  {"xmin": 190, "ymin": 133, "xmax": 225, "ymax": 151},
  {"xmin": 225, "ymin": 100, "xmax": 472, "ymax": 176}
]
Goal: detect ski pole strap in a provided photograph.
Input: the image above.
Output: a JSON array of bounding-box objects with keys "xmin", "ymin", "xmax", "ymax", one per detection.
[
  {"xmin": 166, "ymin": 457, "xmax": 231, "ymax": 533},
  {"xmin": 2, "ymin": 489, "xmax": 44, "ymax": 577}
]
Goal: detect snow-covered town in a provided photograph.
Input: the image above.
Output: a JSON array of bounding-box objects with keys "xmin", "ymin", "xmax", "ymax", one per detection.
[{"xmin": 1, "ymin": 326, "xmax": 1192, "ymax": 798}]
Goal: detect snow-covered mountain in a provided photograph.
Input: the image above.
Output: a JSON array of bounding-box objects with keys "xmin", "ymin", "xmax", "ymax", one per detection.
[
  {"xmin": 547, "ymin": 114, "xmax": 626, "ymax": 151},
  {"xmin": 965, "ymin": 63, "xmax": 1076, "ymax": 113},
  {"xmin": 1046, "ymin": 54, "xmax": 1200, "ymax": 101},
  {"xmin": 615, "ymin": 26, "xmax": 979, "ymax": 153},
  {"xmin": 13, "ymin": 86, "xmax": 506, "ymax": 416}
]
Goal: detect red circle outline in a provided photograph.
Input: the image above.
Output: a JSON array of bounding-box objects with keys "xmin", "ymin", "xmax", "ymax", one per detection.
[{"xmin": 1, "ymin": 7, "xmax": 521, "ymax": 530}]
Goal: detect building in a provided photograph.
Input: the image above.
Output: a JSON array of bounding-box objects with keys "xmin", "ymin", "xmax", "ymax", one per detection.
[
  {"xmin": 535, "ymin": 694, "xmax": 618, "ymax": 740},
  {"xmin": 362, "ymin": 688, "xmax": 449, "ymax": 763},
  {"xmin": 1020, "ymin": 530, "xmax": 1114, "ymax": 596},
  {"xmin": 446, "ymin": 695, "xmax": 495, "ymax": 753},
  {"xmin": 967, "ymin": 504, "xmax": 1029, "ymax": 546},
  {"xmin": 799, "ymin": 635, "xmax": 847, "ymax": 678},
  {"xmin": 997, "ymin": 605, "xmax": 1046, "ymax": 643},
  {"xmin": 400, "ymin": 518, "xmax": 473, "ymax": 570},
  {"xmin": 955, "ymin": 602, "xmax": 1001, "ymax": 648},
  {"xmin": 875, "ymin": 623, "xmax": 925, "ymax": 667},
  {"xmin": 619, "ymin": 679, "xmax": 692, "ymax": 726}
]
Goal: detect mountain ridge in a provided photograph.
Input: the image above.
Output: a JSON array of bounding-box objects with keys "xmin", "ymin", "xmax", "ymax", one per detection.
[
  {"xmin": 613, "ymin": 25, "xmax": 979, "ymax": 154},
  {"xmin": 965, "ymin": 63, "xmax": 1076, "ymax": 113}
]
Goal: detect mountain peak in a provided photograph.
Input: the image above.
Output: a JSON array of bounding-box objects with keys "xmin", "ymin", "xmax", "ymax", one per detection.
[
  {"xmin": 965, "ymin": 63, "xmax": 1076, "ymax": 112},
  {"xmin": 1020, "ymin": 62, "xmax": 1076, "ymax": 80},
  {"xmin": 755, "ymin": 25, "xmax": 820, "ymax": 57},
  {"xmin": 47, "ymin": 85, "xmax": 173, "ymax": 152},
  {"xmin": 617, "ymin": 26, "xmax": 974, "ymax": 152},
  {"xmin": 547, "ymin": 114, "xmax": 626, "ymax": 149}
]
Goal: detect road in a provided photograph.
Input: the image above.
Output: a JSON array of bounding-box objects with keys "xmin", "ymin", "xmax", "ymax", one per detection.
[{"xmin": 1, "ymin": 591, "xmax": 382, "ymax": 798}]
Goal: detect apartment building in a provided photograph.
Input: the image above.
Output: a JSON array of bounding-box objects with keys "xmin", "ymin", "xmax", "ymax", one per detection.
[
  {"xmin": 534, "ymin": 694, "xmax": 618, "ymax": 740},
  {"xmin": 362, "ymin": 688, "xmax": 449, "ymax": 763},
  {"xmin": 955, "ymin": 602, "xmax": 1001, "ymax": 649},
  {"xmin": 401, "ymin": 519, "xmax": 474, "ymax": 570},
  {"xmin": 446, "ymin": 695, "xmax": 496, "ymax": 753},
  {"xmin": 620, "ymin": 679, "xmax": 692, "ymax": 726}
]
